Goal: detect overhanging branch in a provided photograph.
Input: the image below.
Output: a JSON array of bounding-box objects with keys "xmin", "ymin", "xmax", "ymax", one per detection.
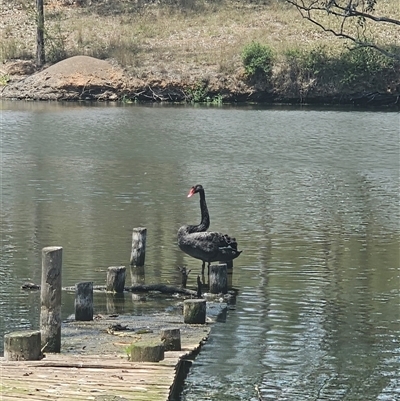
[{"xmin": 285, "ymin": 0, "xmax": 400, "ymax": 61}]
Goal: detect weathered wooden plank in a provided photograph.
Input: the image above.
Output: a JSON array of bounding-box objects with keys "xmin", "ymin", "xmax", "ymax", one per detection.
[{"xmin": 0, "ymin": 310, "xmax": 213, "ymax": 401}]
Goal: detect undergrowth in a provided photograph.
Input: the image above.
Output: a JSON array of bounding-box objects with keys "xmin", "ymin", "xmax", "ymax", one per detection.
[{"xmin": 282, "ymin": 45, "xmax": 399, "ymax": 94}]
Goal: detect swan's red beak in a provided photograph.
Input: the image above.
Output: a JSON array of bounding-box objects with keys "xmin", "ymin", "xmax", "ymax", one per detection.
[{"xmin": 187, "ymin": 188, "xmax": 196, "ymax": 198}]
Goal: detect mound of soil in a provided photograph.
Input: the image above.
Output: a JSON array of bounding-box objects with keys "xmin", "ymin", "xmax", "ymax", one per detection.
[{"xmin": 1, "ymin": 56, "xmax": 133, "ymax": 101}]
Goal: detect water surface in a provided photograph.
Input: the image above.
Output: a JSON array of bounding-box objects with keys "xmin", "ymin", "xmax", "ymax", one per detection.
[{"xmin": 1, "ymin": 101, "xmax": 399, "ymax": 400}]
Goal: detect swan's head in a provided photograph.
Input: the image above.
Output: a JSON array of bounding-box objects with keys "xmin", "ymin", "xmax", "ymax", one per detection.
[{"xmin": 187, "ymin": 184, "xmax": 204, "ymax": 198}]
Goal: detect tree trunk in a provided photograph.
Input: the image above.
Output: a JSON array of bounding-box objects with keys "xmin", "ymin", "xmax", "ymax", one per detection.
[{"xmin": 36, "ymin": 0, "xmax": 45, "ymax": 66}]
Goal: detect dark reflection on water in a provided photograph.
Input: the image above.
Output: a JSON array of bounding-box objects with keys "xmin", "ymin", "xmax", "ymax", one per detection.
[{"xmin": 1, "ymin": 101, "xmax": 399, "ymax": 400}]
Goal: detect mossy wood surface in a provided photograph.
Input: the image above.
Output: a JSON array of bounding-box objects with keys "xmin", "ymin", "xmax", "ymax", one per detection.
[
  {"xmin": 0, "ymin": 316, "xmax": 211, "ymax": 401},
  {"xmin": 4, "ymin": 330, "xmax": 42, "ymax": 361},
  {"xmin": 183, "ymin": 299, "xmax": 207, "ymax": 324},
  {"xmin": 130, "ymin": 340, "xmax": 165, "ymax": 362}
]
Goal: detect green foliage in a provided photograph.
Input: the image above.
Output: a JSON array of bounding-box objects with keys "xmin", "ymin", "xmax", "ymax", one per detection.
[
  {"xmin": 283, "ymin": 44, "xmax": 399, "ymax": 91},
  {"xmin": 284, "ymin": 45, "xmax": 335, "ymax": 81},
  {"xmin": 185, "ymin": 82, "xmax": 223, "ymax": 104},
  {"xmin": 339, "ymin": 46, "xmax": 397, "ymax": 85},
  {"xmin": 187, "ymin": 81, "xmax": 208, "ymax": 102},
  {"xmin": 0, "ymin": 74, "xmax": 10, "ymax": 86},
  {"xmin": 208, "ymin": 93, "xmax": 223, "ymax": 105},
  {"xmin": 241, "ymin": 41, "xmax": 274, "ymax": 77}
]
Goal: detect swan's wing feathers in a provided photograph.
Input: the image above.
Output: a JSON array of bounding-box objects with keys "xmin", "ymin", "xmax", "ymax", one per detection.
[
  {"xmin": 216, "ymin": 233, "xmax": 239, "ymax": 250},
  {"xmin": 182, "ymin": 232, "xmax": 218, "ymax": 252}
]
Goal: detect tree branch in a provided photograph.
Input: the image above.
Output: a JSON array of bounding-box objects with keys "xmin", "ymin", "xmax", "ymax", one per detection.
[{"xmin": 285, "ymin": 0, "xmax": 400, "ymax": 61}]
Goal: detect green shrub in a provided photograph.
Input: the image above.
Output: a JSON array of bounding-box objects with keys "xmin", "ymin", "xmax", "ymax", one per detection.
[
  {"xmin": 282, "ymin": 44, "xmax": 399, "ymax": 92},
  {"xmin": 339, "ymin": 46, "xmax": 397, "ymax": 85},
  {"xmin": 187, "ymin": 81, "xmax": 208, "ymax": 102},
  {"xmin": 241, "ymin": 41, "xmax": 274, "ymax": 77},
  {"xmin": 284, "ymin": 45, "xmax": 336, "ymax": 82}
]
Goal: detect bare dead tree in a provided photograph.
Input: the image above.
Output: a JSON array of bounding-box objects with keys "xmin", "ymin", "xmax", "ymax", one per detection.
[
  {"xmin": 36, "ymin": 0, "xmax": 45, "ymax": 66},
  {"xmin": 285, "ymin": 0, "xmax": 400, "ymax": 61}
]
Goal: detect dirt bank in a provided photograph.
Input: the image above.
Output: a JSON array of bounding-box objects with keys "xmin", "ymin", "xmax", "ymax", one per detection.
[
  {"xmin": 2, "ymin": 55, "xmax": 398, "ymax": 106},
  {"xmin": 0, "ymin": 55, "xmax": 258, "ymax": 102}
]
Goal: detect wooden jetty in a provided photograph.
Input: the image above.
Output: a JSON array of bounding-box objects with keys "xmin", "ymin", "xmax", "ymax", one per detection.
[
  {"xmin": 0, "ymin": 313, "xmax": 212, "ymax": 401},
  {"xmin": 1, "ymin": 238, "xmax": 233, "ymax": 401}
]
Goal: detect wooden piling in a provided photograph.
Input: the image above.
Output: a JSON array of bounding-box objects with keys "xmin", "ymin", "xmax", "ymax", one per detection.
[
  {"xmin": 183, "ymin": 299, "xmax": 206, "ymax": 324},
  {"xmin": 129, "ymin": 340, "xmax": 165, "ymax": 362},
  {"xmin": 40, "ymin": 246, "xmax": 62, "ymax": 353},
  {"xmin": 106, "ymin": 266, "xmax": 126, "ymax": 293},
  {"xmin": 4, "ymin": 330, "xmax": 42, "ymax": 361},
  {"xmin": 75, "ymin": 282, "xmax": 93, "ymax": 321},
  {"xmin": 209, "ymin": 263, "xmax": 228, "ymax": 294},
  {"xmin": 160, "ymin": 328, "xmax": 181, "ymax": 351},
  {"xmin": 130, "ymin": 227, "xmax": 147, "ymax": 266}
]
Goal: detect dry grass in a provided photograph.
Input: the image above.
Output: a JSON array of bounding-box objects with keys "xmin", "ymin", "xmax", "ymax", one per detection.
[
  {"xmin": 1, "ymin": 0, "xmax": 399, "ymax": 97},
  {"xmin": 2, "ymin": 0, "xmax": 398, "ymax": 68}
]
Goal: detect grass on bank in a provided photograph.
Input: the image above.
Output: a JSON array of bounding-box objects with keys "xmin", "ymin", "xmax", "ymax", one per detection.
[{"xmin": 1, "ymin": 0, "xmax": 399, "ymax": 96}]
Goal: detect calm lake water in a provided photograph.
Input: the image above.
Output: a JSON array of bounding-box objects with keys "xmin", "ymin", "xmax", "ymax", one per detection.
[{"xmin": 1, "ymin": 101, "xmax": 399, "ymax": 400}]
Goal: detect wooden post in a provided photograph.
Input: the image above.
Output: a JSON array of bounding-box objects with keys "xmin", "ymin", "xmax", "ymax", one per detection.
[
  {"xmin": 40, "ymin": 246, "xmax": 62, "ymax": 353},
  {"xmin": 209, "ymin": 263, "xmax": 228, "ymax": 294},
  {"xmin": 130, "ymin": 227, "xmax": 147, "ymax": 266},
  {"xmin": 183, "ymin": 299, "xmax": 206, "ymax": 324},
  {"xmin": 75, "ymin": 282, "xmax": 93, "ymax": 321},
  {"xmin": 106, "ymin": 266, "xmax": 126, "ymax": 293},
  {"xmin": 160, "ymin": 328, "xmax": 181, "ymax": 351},
  {"xmin": 129, "ymin": 340, "xmax": 165, "ymax": 362},
  {"xmin": 4, "ymin": 330, "xmax": 42, "ymax": 361}
]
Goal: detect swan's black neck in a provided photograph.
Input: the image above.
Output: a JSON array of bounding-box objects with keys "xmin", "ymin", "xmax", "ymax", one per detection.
[
  {"xmin": 197, "ymin": 189, "xmax": 210, "ymax": 232},
  {"xmin": 186, "ymin": 188, "xmax": 210, "ymax": 233}
]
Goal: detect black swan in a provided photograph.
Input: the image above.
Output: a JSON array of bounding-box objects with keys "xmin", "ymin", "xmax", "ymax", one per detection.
[{"xmin": 177, "ymin": 184, "xmax": 242, "ymax": 274}]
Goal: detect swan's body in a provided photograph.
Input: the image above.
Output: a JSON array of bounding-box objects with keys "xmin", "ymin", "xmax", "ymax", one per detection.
[{"xmin": 177, "ymin": 185, "xmax": 242, "ymax": 274}]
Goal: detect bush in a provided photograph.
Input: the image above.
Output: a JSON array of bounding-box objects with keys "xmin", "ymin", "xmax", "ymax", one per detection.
[
  {"xmin": 282, "ymin": 45, "xmax": 400, "ymax": 92},
  {"xmin": 339, "ymin": 46, "xmax": 398, "ymax": 85},
  {"xmin": 241, "ymin": 41, "xmax": 274, "ymax": 77},
  {"xmin": 284, "ymin": 45, "xmax": 336, "ymax": 82}
]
